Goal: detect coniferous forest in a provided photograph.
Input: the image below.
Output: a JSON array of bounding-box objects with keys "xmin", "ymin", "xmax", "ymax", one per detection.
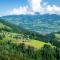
[{"xmin": 0, "ymin": 18, "xmax": 60, "ymax": 60}]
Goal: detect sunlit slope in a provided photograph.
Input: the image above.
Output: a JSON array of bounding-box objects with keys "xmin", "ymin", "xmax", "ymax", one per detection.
[
  {"xmin": 55, "ymin": 33, "xmax": 60, "ymax": 41},
  {"xmin": 0, "ymin": 19, "xmax": 53, "ymax": 49},
  {"xmin": 12, "ymin": 39, "xmax": 52, "ymax": 49}
]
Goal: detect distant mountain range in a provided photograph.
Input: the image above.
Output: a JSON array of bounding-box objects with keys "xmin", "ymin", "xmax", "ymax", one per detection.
[{"xmin": 1, "ymin": 14, "xmax": 60, "ymax": 34}]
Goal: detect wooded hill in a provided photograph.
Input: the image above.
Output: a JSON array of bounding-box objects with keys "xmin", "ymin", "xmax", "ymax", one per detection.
[{"xmin": 0, "ymin": 19, "xmax": 60, "ymax": 60}]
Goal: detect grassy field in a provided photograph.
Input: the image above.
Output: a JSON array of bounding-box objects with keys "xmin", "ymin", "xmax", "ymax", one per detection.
[
  {"xmin": 55, "ymin": 34, "xmax": 60, "ymax": 41},
  {"xmin": 0, "ymin": 20, "xmax": 53, "ymax": 50},
  {"xmin": 0, "ymin": 31, "xmax": 52, "ymax": 49},
  {"xmin": 12, "ymin": 39, "xmax": 51, "ymax": 49},
  {"xmin": 0, "ymin": 31, "xmax": 53, "ymax": 49}
]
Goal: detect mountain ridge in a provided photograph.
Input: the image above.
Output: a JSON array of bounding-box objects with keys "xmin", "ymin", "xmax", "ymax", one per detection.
[{"xmin": 1, "ymin": 14, "xmax": 60, "ymax": 34}]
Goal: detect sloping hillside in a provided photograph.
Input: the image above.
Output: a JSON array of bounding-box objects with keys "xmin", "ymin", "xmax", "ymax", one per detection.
[
  {"xmin": 0, "ymin": 19, "xmax": 60, "ymax": 60},
  {"xmin": 0, "ymin": 19, "xmax": 49, "ymax": 48}
]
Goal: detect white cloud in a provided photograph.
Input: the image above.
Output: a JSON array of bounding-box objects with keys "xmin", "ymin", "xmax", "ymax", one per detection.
[
  {"xmin": 46, "ymin": 5, "xmax": 60, "ymax": 15},
  {"xmin": 9, "ymin": 6, "xmax": 28, "ymax": 15},
  {"xmin": 1, "ymin": 0, "xmax": 60, "ymax": 16},
  {"xmin": 7, "ymin": 6, "xmax": 34, "ymax": 15},
  {"xmin": 28, "ymin": 0, "xmax": 60, "ymax": 15},
  {"xmin": 29, "ymin": 0, "xmax": 42, "ymax": 12}
]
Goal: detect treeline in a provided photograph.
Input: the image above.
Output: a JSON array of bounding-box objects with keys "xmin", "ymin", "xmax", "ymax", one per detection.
[
  {"xmin": 24, "ymin": 32, "xmax": 60, "ymax": 48},
  {"xmin": 0, "ymin": 43, "xmax": 60, "ymax": 60}
]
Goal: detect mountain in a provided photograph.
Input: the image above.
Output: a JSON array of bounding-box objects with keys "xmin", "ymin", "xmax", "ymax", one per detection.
[
  {"xmin": 0, "ymin": 18, "xmax": 60, "ymax": 60},
  {"xmin": 1, "ymin": 14, "xmax": 60, "ymax": 34}
]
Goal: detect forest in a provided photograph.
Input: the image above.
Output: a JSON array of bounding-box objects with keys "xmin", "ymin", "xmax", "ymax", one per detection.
[{"xmin": 0, "ymin": 19, "xmax": 60, "ymax": 60}]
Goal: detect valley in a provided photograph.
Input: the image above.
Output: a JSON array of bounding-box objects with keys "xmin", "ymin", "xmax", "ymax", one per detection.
[
  {"xmin": 1, "ymin": 14, "xmax": 60, "ymax": 34},
  {"xmin": 0, "ymin": 15, "xmax": 60, "ymax": 60}
]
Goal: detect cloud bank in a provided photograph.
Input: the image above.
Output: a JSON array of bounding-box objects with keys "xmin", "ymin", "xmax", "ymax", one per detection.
[{"xmin": 1, "ymin": 0, "xmax": 60, "ymax": 16}]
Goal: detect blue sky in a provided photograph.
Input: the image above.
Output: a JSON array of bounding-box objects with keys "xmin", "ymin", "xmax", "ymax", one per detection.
[
  {"xmin": 42, "ymin": 0, "xmax": 60, "ymax": 6},
  {"xmin": 0, "ymin": 0, "xmax": 28, "ymax": 12},
  {"xmin": 0, "ymin": 0, "xmax": 60, "ymax": 16}
]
